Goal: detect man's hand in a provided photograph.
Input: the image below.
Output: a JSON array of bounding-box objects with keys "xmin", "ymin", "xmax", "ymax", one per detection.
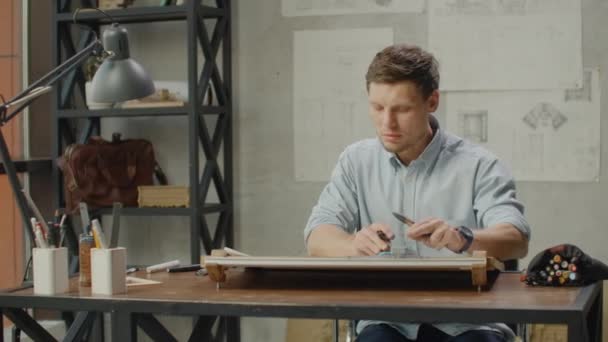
[
  {"xmin": 406, "ymin": 218, "xmax": 466, "ymax": 253},
  {"xmin": 350, "ymin": 223, "xmax": 394, "ymax": 256}
]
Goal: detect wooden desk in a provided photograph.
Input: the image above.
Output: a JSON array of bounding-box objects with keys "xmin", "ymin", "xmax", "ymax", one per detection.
[{"xmin": 0, "ymin": 271, "xmax": 601, "ymax": 341}]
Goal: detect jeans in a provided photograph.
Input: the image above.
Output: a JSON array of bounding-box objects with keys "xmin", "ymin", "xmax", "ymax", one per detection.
[{"xmin": 357, "ymin": 323, "xmax": 507, "ymax": 342}]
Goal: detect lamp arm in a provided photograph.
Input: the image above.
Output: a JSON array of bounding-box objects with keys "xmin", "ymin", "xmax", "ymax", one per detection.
[
  {"xmin": 0, "ymin": 37, "xmax": 104, "ymax": 281},
  {"xmin": 0, "ymin": 39, "xmax": 104, "ymax": 124}
]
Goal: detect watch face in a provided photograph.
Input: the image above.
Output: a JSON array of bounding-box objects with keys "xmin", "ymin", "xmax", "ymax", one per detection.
[
  {"xmin": 458, "ymin": 226, "xmax": 474, "ymax": 253},
  {"xmin": 460, "ymin": 226, "xmax": 474, "ymax": 240}
]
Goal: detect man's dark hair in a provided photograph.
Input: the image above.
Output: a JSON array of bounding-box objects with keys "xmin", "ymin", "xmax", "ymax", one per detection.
[{"xmin": 365, "ymin": 44, "xmax": 440, "ymax": 99}]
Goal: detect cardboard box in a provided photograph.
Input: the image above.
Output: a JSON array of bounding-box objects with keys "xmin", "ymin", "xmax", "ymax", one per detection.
[
  {"xmin": 138, "ymin": 186, "xmax": 189, "ymax": 208},
  {"xmin": 99, "ymin": 0, "xmax": 133, "ymax": 9}
]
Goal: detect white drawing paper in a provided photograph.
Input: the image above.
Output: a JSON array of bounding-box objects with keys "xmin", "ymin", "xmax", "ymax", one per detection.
[
  {"xmin": 282, "ymin": 0, "xmax": 424, "ymax": 17},
  {"xmin": 428, "ymin": 0, "xmax": 583, "ymax": 91},
  {"xmin": 445, "ymin": 68, "xmax": 600, "ymax": 182},
  {"xmin": 293, "ymin": 28, "xmax": 392, "ymax": 181}
]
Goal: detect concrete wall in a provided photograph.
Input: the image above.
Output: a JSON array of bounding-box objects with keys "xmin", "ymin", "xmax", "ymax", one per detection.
[{"xmin": 72, "ymin": 0, "xmax": 608, "ymax": 341}]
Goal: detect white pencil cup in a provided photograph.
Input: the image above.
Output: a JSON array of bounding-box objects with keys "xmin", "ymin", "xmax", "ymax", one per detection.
[
  {"xmin": 33, "ymin": 247, "xmax": 69, "ymax": 295},
  {"xmin": 91, "ymin": 247, "xmax": 127, "ymax": 295}
]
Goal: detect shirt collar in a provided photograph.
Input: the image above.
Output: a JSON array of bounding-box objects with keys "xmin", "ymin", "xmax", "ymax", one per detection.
[{"xmin": 382, "ymin": 115, "xmax": 445, "ymax": 170}]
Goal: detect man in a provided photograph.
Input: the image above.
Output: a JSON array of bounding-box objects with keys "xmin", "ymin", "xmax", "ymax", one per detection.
[{"xmin": 304, "ymin": 44, "xmax": 530, "ymax": 342}]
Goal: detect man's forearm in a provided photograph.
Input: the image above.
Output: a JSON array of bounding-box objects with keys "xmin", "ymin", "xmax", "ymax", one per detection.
[
  {"xmin": 306, "ymin": 224, "xmax": 355, "ymax": 257},
  {"xmin": 469, "ymin": 223, "xmax": 528, "ymax": 260}
]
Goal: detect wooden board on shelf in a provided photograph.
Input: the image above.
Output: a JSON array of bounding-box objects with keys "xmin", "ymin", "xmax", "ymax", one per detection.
[{"xmin": 120, "ymin": 100, "xmax": 185, "ymax": 109}]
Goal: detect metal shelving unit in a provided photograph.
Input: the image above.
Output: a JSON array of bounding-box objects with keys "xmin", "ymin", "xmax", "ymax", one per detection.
[
  {"xmin": 51, "ymin": 0, "xmax": 236, "ymax": 340},
  {"xmin": 0, "ymin": 159, "xmax": 52, "ymax": 174}
]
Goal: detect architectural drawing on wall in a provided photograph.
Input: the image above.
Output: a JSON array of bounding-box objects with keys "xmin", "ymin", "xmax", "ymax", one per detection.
[
  {"xmin": 282, "ymin": 0, "xmax": 424, "ymax": 17},
  {"xmin": 522, "ymin": 103, "xmax": 567, "ymax": 130},
  {"xmin": 441, "ymin": 0, "xmax": 492, "ymax": 15},
  {"xmin": 428, "ymin": 0, "xmax": 582, "ymax": 90},
  {"xmin": 293, "ymin": 28, "xmax": 392, "ymax": 181},
  {"xmin": 458, "ymin": 110, "xmax": 488, "ymax": 143},
  {"xmin": 497, "ymin": 0, "xmax": 527, "ymax": 15},
  {"xmin": 512, "ymin": 133, "xmax": 544, "ymax": 173},
  {"xmin": 565, "ymin": 70, "xmax": 592, "ymax": 102},
  {"xmin": 446, "ymin": 67, "xmax": 600, "ymax": 182},
  {"xmin": 374, "ymin": 0, "xmax": 392, "ymax": 6}
]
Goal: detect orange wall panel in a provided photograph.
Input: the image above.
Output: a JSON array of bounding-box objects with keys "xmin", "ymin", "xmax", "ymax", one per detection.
[
  {"xmin": 0, "ymin": 0, "xmax": 14, "ymax": 56},
  {"xmin": 0, "ymin": 58, "xmax": 13, "ymax": 94},
  {"xmin": 0, "ymin": 58, "xmax": 22, "ymax": 159},
  {"xmin": 11, "ymin": 0, "xmax": 20, "ymax": 57},
  {"xmin": 0, "ymin": 178, "xmax": 21, "ymax": 288},
  {"xmin": 0, "ymin": 0, "xmax": 23, "ymax": 289}
]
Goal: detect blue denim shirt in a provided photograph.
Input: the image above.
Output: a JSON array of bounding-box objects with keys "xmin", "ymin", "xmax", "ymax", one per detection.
[{"xmin": 304, "ymin": 117, "xmax": 530, "ymax": 340}]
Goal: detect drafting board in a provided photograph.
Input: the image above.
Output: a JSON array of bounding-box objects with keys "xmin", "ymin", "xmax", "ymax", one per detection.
[{"xmin": 203, "ymin": 250, "xmax": 502, "ymax": 287}]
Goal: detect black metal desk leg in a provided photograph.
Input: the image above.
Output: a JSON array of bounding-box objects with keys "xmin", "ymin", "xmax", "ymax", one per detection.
[
  {"xmin": 587, "ymin": 289, "xmax": 603, "ymax": 342},
  {"xmin": 63, "ymin": 312, "xmax": 96, "ymax": 342},
  {"xmin": 110, "ymin": 311, "xmax": 136, "ymax": 342},
  {"xmin": 568, "ymin": 314, "xmax": 590, "ymax": 342},
  {"xmin": 87, "ymin": 312, "xmax": 104, "ymax": 342},
  {"xmin": 3, "ymin": 308, "xmax": 56, "ymax": 342},
  {"xmin": 596, "ymin": 297, "xmax": 603, "ymax": 342},
  {"xmin": 135, "ymin": 313, "xmax": 177, "ymax": 342},
  {"xmin": 227, "ymin": 317, "xmax": 240, "ymax": 342},
  {"xmin": 10, "ymin": 326, "xmax": 20, "ymax": 342},
  {"xmin": 188, "ymin": 316, "xmax": 216, "ymax": 342}
]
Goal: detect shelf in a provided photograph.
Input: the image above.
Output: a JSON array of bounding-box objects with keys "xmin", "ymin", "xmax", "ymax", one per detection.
[
  {"xmin": 94, "ymin": 207, "xmax": 191, "ymax": 216},
  {"xmin": 56, "ymin": 5, "xmax": 225, "ymax": 24},
  {"xmin": 58, "ymin": 106, "xmax": 187, "ymax": 118},
  {"xmin": 57, "ymin": 105, "xmax": 227, "ymax": 118},
  {"xmin": 92, "ymin": 204, "xmax": 228, "ymax": 216},
  {"xmin": 0, "ymin": 159, "xmax": 52, "ymax": 174}
]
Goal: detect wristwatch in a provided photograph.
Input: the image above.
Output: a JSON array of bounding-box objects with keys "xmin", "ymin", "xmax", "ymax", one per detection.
[{"xmin": 456, "ymin": 226, "xmax": 474, "ymax": 254}]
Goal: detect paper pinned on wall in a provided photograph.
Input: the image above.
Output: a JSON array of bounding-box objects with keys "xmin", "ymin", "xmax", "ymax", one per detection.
[
  {"xmin": 445, "ymin": 68, "xmax": 600, "ymax": 182},
  {"xmin": 282, "ymin": 0, "xmax": 424, "ymax": 17},
  {"xmin": 293, "ymin": 28, "xmax": 392, "ymax": 182},
  {"xmin": 428, "ymin": 0, "xmax": 582, "ymax": 91}
]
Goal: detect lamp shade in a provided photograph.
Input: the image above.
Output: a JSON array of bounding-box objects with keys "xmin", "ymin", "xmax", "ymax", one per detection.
[{"xmin": 89, "ymin": 23, "xmax": 155, "ymax": 103}]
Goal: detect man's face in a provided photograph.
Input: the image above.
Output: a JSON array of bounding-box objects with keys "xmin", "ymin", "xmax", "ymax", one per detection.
[{"xmin": 368, "ymin": 81, "xmax": 439, "ymax": 155}]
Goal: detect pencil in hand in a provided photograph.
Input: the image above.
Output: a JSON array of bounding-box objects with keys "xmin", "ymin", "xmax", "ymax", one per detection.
[
  {"xmin": 377, "ymin": 231, "xmax": 392, "ymax": 251},
  {"xmin": 392, "ymin": 212, "xmax": 415, "ymax": 226}
]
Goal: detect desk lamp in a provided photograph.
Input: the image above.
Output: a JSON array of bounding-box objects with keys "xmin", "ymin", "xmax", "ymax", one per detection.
[{"xmin": 0, "ymin": 9, "xmax": 154, "ymax": 256}]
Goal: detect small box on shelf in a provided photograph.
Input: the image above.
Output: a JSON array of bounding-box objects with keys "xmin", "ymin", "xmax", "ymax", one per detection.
[
  {"xmin": 99, "ymin": 0, "xmax": 135, "ymax": 10},
  {"xmin": 138, "ymin": 185, "xmax": 189, "ymax": 208}
]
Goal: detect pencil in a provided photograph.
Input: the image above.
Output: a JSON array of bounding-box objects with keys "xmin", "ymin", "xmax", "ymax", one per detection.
[{"xmin": 392, "ymin": 212, "xmax": 415, "ymax": 226}]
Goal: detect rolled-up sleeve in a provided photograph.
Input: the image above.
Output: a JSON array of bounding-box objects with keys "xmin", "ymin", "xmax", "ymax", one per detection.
[
  {"xmin": 473, "ymin": 157, "xmax": 531, "ymax": 240},
  {"xmin": 304, "ymin": 149, "xmax": 360, "ymax": 244}
]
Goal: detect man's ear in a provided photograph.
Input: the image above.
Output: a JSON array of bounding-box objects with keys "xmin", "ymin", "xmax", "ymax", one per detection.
[{"xmin": 427, "ymin": 90, "xmax": 440, "ymax": 112}]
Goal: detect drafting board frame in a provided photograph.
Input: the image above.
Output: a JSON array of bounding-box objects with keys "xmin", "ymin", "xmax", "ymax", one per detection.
[{"xmin": 203, "ymin": 250, "xmax": 504, "ymax": 289}]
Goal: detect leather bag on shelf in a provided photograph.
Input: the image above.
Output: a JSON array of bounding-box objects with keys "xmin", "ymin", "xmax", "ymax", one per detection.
[{"xmin": 57, "ymin": 133, "xmax": 167, "ymax": 212}]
